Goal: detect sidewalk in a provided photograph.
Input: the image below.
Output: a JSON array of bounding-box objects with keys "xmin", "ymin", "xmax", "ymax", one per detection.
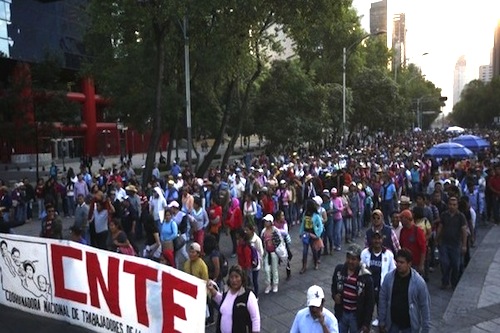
[{"xmin": 439, "ymin": 224, "xmax": 500, "ymax": 333}]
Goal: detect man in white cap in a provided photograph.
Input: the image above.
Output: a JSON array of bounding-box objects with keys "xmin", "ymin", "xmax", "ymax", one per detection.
[{"xmin": 290, "ymin": 285, "xmax": 339, "ymax": 333}]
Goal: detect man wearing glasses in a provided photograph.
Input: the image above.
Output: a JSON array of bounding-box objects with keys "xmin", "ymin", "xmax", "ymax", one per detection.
[{"xmin": 40, "ymin": 203, "xmax": 63, "ymax": 239}]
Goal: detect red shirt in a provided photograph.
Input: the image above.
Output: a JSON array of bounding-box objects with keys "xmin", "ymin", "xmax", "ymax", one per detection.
[
  {"xmin": 399, "ymin": 224, "xmax": 427, "ymax": 266},
  {"xmin": 261, "ymin": 195, "xmax": 274, "ymax": 215},
  {"xmin": 489, "ymin": 175, "xmax": 500, "ymax": 195},
  {"xmin": 236, "ymin": 241, "xmax": 252, "ymax": 270},
  {"xmin": 208, "ymin": 204, "xmax": 222, "ymax": 234},
  {"xmin": 226, "ymin": 207, "xmax": 243, "ymax": 230}
]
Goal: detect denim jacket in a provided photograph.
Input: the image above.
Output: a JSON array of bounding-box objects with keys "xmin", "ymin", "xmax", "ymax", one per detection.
[{"xmin": 378, "ymin": 268, "xmax": 431, "ymax": 333}]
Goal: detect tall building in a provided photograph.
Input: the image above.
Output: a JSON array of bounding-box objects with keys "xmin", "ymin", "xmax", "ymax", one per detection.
[
  {"xmin": 493, "ymin": 20, "xmax": 500, "ymax": 78},
  {"xmin": 0, "ymin": 1, "xmax": 154, "ymax": 161},
  {"xmin": 453, "ymin": 55, "xmax": 467, "ymax": 106},
  {"xmin": 392, "ymin": 13, "xmax": 406, "ymax": 70},
  {"xmin": 370, "ymin": 0, "xmax": 387, "ymax": 34},
  {"xmin": 479, "ymin": 64, "xmax": 493, "ymax": 82}
]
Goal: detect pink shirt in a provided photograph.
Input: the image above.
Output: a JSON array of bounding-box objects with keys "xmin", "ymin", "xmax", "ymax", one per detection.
[{"xmin": 214, "ymin": 289, "xmax": 260, "ymax": 333}]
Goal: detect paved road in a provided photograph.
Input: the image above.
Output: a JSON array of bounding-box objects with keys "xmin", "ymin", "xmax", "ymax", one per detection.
[{"xmin": 0, "ymin": 214, "xmax": 495, "ymax": 333}]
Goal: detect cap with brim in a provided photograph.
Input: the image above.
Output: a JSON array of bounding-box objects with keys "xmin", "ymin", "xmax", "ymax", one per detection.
[
  {"xmin": 189, "ymin": 242, "xmax": 201, "ymax": 252},
  {"xmin": 313, "ymin": 196, "xmax": 323, "ymax": 206},
  {"xmin": 306, "ymin": 285, "xmax": 325, "ymax": 307},
  {"xmin": 346, "ymin": 244, "xmax": 362, "ymax": 257},
  {"xmin": 263, "ymin": 214, "xmax": 274, "ymax": 223}
]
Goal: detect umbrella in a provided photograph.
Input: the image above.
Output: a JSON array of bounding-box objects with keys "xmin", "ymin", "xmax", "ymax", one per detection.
[
  {"xmin": 445, "ymin": 126, "xmax": 465, "ymax": 134},
  {"xmin": 451, "ymin": 134, "xmax": 490, "ymax": 152},
  {"xmin": 424, "ymin": 142, "xmax": 474, "ymax": 159}
]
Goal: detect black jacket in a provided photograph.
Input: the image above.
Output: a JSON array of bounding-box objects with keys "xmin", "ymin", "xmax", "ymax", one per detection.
[{"xmin": 331, "ymin": 263, "xmax": 375, "ymax": 330}]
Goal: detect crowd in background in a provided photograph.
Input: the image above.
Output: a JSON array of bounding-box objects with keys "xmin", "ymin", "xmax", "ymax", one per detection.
[{"xmin": 0, "ymin": 128, "xmax": 498, "ymax": 332}]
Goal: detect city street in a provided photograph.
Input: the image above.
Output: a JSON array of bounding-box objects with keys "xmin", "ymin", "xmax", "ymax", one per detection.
[{"xmin": 0, "ymin": 209, "xmax": 494, "ymax": 332}]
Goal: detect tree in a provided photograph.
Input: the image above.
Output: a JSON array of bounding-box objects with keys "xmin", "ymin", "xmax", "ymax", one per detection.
[
  {"xmin": 451, "ymin": 77, "xmax": 500, "ymax": 128},
  {"xmin": 350, "ymin": 67, "xmax": 406, "ymax": 135},
  {"xmin": 253, "ymin": 60, "xmax": 325, "ymax": 150}
]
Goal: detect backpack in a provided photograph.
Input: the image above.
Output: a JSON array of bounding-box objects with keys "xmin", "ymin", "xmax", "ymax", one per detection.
[
  {"xmin": 219, "ymin": 253, "xmax": 229, "ymax": 279},
  {"xmin": 250, "ymin": 244, "xmax": 259, "ymax": 269},
  {"xmin": 255, "ymin": 203, "xmax": 263, "ymax": 219}
]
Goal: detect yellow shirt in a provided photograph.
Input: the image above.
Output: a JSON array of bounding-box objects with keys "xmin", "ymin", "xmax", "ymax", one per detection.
[
  {"xmin": 183, "ymin": 257, "xmax": 209, "ymax": 281},
  {"xmin": 415, "ymin": 218, "xmax": 432, "ymax": 239}
]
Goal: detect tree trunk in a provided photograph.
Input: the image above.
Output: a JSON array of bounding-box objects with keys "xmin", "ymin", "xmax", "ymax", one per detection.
[
  {"xmin": 142, "ymin": 22, "xmax": 166, "ymax": 185},
  {"xmin": 222, "ymin": 40, "xmax": 263, "ymax": 167},
  {"xmin": 195, "ymin": 79, "xmax": 236, "ymax": 177}
]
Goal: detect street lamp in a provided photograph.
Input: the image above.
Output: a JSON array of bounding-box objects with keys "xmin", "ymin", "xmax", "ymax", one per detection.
[
  {"xmin": 182, "ymin": 15, "xmax": 193, "ymax": 172},
  {"xmin": 342, "ymin": 30, "xmax": 386, "ymax": 148}
]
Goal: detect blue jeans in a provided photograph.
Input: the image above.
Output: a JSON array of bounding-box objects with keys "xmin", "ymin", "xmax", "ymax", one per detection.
[
  {"xmin": 381, "ymin": 200, "xmax": 393, "ymax": 225},
  {"xmin": 334, "ymin": 219, "xmax": 343, "ymax": 248},
  {"xmin": 252, "ymin": 269, "xmax": 260, "ymax": 296},
  {"xmin": 343, "ymin": 217, "xmax": 352, "ymax": 241},
  {"xmin": 339, "ymin": 311, "xmax": 358, "ymax": 333},
  {"xmin": 290, "ymin": 203, "xmax": 298, "ymax": 223},
  {"xmin": 439, "ymin": 244, "xmax": 461, "ymax": 288},
  {"xmin": 302, "ymin": 241, "xmax": 319, "ymax": 264},
  {"xmin": 322, "ymin": 219, "xmax": 334, "ymax": 251},
  {"xmin": 351, "ymin": 213, "xmax": 361, "ymax": 238}
]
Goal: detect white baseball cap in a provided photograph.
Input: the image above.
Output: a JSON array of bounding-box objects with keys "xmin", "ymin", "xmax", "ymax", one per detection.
[
  {"xmin": 306, "ymin": 285, "xmax": 325, "ymax": 307},
  {"xmin": 263, "ymin": 214, "xmax": 274, "ymax": 223}
]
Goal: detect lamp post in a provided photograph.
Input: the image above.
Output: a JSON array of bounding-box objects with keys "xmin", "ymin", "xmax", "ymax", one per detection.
[
  {"xmin": 182, "ymin": 15, "xmax": 193, "ymax": 172},
  {"xmin": 342, "ymin": 30, "xmax": 386, "ymax": 148}
]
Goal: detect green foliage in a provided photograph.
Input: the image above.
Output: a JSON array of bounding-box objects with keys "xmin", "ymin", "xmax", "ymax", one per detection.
[
  {"xmin": 396, "ymin": 64, "xmax": 444, "ymax": 130},
  {"xmin": 351, "ymin": 67, "xmax": 406, "ymax": 133},
  {"xmin": 253, "ymin": 60, "xmax": 326, "ymax": 149},
  {"xmin": 451, "ymin": 77, "xmax": 500, "ymax": 128}
]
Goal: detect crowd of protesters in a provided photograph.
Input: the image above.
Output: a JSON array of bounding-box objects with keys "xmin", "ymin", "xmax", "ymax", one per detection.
[{"xmin": 0, "ymin": 128, "xmax": 499, "ymax": 332}]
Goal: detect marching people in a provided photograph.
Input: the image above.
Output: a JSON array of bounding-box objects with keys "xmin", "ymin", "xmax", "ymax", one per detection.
[
  {"xmin": 299, "ymin": 199, "xmax": 324, "ymax": 273},
  {"xmin": 436, "ymin": 196, "xmax": 468, "ymax": 290},
  {"xmin": 378, "ymin": 248, "xmax": 431, "ymax": 333},
  {"xmin": 365, "ymin": 209, "xmax": 401, "ymax": 255},
  {"xmin": 290, "ymin": 285, "xmax": 339, "ymax": 333},
  {"xmin": 207, "ymin": 264, "xmax": 261, "ymax": 333},
  {"xmin": 260, "ymin": 214, "xmax": 282, "ymax": 293},
  {"xmin": 360, "ymin": 229, "xmax": 396, "ymax": 327},
  {"xmin": 331, "ymin": 244, "xmax": 375, "ymax": 333},
  {"xmin": 398, "ymin": 209, "xmax": 427, "ymax": 277}
]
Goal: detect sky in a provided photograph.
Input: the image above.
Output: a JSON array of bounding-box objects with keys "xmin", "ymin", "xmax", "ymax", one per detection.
[{"xmin": 352, "ymin": 0, "xmax": 500, "ymax": 114}]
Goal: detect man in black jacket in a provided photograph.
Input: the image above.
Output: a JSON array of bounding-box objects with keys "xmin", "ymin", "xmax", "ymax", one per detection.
[{"xmin": 332, "ymin": 244, "xmax": 375, "ymax": 333}]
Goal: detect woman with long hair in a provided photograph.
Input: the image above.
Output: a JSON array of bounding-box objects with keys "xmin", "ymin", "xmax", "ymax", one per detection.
[{"xmin": 299, "ymin": 199, "xmax": 324, "ymax": 274}]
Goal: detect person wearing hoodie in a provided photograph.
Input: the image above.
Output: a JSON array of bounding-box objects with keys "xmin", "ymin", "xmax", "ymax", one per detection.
[
  {"xmin": 149, "ymin": 186, "xmax": 167, "ymax": 231},
  {"xmin": 331, "ymin": 244, "xmax": 375, "ymax": 333}
]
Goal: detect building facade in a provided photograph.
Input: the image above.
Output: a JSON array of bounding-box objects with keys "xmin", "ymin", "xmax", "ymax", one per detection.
[
  {"xmin": 0, "ymin": 0, "xmax": 158, "ymax": 163},
  {"xmin": 493, "ymin": 20, "xmax": 500, "ymax": 78},
  {"xmin": 479, "ymin": 64, "xmax": 493, "ymax": 83},
  {"xmin": 370, "ymin": 0, "xmax": 387, "ymax": 35},
  {"xmin": 453, "ymin": 55, "xmax": 467, "ymax": 106}
]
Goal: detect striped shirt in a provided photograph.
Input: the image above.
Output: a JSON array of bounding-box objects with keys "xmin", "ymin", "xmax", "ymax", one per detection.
[{"xmin": 342, "ymin": 274, "xmax": 358, "ymax": 312}]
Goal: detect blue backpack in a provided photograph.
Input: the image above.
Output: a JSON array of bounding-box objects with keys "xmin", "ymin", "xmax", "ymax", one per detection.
[{"xmin": 255, "ymin": 203, "xmax": 263, "ymax": 219}]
